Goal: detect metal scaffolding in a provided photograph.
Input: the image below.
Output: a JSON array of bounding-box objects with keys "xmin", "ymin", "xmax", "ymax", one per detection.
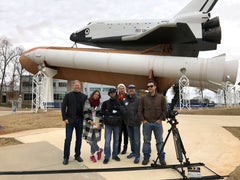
[
  {"xmin": 31, "ymin": 71, "xmax": 47, "ymax": 113},
  {"xmin": 216, "ymin": 88, "xmax": 224, "ymax": 106},
  {"xmin": 235, "ymin": 85, "xmax": 240, "ymax": 105},
  {"xmin": 179, "ymin": 68, "xmax": 191, "ymax": 110},
  {"xmin": 217, "ymin": 76, "xmax": 240, "ymax": 107}
]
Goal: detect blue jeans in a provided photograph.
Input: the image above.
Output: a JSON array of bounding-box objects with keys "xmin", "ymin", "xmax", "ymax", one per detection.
[
  {"xmin": 90, "ymin": 130, "xmax": 100, "ymax": 154},
  {"xmin": 142, "ymin": 122, "xmax": 165, "ymax": 160},
  {"xmin": 104, "ymin": 125, "xmax": 120, "ymax": 159},
  {"xmin": 63, "ymin": 118, "xmax": 83, "ymax": 159},
  {"xmin": 127, "ymin": 125, "xmax": 141, "ymax": 157}
]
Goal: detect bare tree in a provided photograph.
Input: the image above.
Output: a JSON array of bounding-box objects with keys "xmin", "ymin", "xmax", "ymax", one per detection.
[
  {"xmin": 10, "ymin": 47, "xmax": 25, "ymax": 96},
  {"xmin": 0, "ymin": 38, "xmax": 20, "ymax": 103}
]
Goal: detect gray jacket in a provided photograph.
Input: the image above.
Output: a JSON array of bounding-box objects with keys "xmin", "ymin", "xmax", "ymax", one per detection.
[{"xmin": 123, "ymin": 94, "xmax": 141, "ymax": 126}]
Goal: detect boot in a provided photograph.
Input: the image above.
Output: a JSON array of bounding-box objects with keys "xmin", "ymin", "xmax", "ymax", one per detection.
[{"xmin": 121, "ymin": 147, "xmax": 127, "ymax": 154}]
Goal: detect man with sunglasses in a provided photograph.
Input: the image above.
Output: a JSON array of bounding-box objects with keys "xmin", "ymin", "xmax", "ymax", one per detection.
[{"xmin": 138, "ymin": 80, "xmax": 167, "ymax": 166}]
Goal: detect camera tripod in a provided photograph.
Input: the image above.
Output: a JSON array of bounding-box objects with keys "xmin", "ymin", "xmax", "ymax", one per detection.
[{"xmin": 151, "ymin": 113, "xmax": 190, "ymax": 179}]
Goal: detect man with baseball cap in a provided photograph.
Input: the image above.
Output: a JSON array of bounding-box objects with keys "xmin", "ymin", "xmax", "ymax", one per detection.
[{"xmin": 122, "ymin": 84, "xmax": 141, "ymax": 163}]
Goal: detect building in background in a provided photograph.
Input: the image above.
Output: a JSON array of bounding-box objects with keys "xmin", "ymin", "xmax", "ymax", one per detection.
[
  {"xmin": 20, "ymin": 75, "xmax": 116, "ymax": 106},
  {"xmin": 1, "ymin": 75, "xmax": 147, "ymax": 107},
  {"xmin": 84, "ymin": 82, "xmax": 115, "ymax": 102}
]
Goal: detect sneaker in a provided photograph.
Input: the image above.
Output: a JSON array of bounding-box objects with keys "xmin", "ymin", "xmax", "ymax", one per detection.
[
  {"xmin": 127, "ymin": 153, "xmax": 135, "ymax": 159},
  {"xmin": 112, "ymin": 156, "xmax": 121, "ymax": 161},
  {"xmin": 103, "ymin": 159, "xmax": 109, "ymax": 164},
  {"xmin": 90, "ymin": 155, "xmax": 97, "ymax": 162},
  {"xmin": 142, "ymin": 158, "xmax": 149, "ymax": 165},
  {"xmin": 75, "ymin": 156, "xmax": 83, "ymax": 162},
  {"xmin": 63, "ymin": 158, "xmax": 68, "ymax": 165},
  {"xmin": 134, "ymin": 157, "xmax": 140, "ymax": 164},
  {"xmin": 160, "ymin": 159, "xmax": 166, "ymax": 166},
  {"xmin": 97, "ymin": 148, "xmax": 103, "ymax": 160}
]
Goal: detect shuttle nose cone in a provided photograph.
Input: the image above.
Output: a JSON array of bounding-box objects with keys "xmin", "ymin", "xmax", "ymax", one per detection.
[
  {"xmin": 70, "ymin": 29, "xmax": 87, "ymax": 43},
  {"xmin": 70, "ymin": 33, "xmax": 77, "ymax": 42}
]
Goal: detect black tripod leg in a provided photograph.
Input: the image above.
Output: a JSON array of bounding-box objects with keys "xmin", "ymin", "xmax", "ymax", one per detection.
[
  {"xmin": 172, "ymin": 128, "xmax": 184, "ymax": 163},
  {"xmin": 152, "ymin": 126, "xmax": 172, "ymax": 166},
  {"xmin": 173, "ymin": 127, "xmax": 193, "ymax": 179},
  {"xmin": 175, "ymin": 128, "xmax": 190, "ymax": 165}
]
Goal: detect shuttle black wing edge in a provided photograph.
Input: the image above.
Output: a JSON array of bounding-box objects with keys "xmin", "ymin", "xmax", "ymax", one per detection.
[{"xmin": 122, "ymin": 23, "xmax": 197, "ymax": 44}]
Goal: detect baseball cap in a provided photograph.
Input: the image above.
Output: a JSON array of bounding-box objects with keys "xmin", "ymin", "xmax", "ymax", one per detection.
[{"xmin": 128, "ymin": 84, "xmax": 136, "ymax": 88}]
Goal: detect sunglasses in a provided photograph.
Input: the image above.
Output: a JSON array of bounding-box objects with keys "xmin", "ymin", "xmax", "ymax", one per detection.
[{"xmin": 147, "ymin": 85, "xmax": 154, "ymax": 88}]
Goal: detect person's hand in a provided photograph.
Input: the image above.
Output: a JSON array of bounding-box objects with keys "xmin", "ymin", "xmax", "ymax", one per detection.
[
  {"xmin": 89, "ymin": 121, "xmax": 95, "ymax": 126},
  {"xmin": 64, "ymin": 119, "xmax": 69, "ymax": 124},
  {"xmin": 97, "ymin": 124, "xmax": 101, "ymax": 130},
  {"xmin": 155, "ymin": 120, "xmax": 162, "ymax": 124},
  {"xmin": 143, "ymin": 120, "xmax": 149, "ymax": 124}
]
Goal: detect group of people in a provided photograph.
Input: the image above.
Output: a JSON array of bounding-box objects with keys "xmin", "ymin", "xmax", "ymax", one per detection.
[{"xmin": 61, "ymin": 80, "xmax": 167, "ymax": 166}]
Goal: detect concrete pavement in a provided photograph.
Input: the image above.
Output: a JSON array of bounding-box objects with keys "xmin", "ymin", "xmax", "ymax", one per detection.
[{"xmin": 0, "ymin": 114, "xmax": 240, "ymax": 179}]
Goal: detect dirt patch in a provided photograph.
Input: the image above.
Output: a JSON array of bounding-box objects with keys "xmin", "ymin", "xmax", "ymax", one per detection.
[
  {"xmin": 179, "ymin": 106, "xmax": 240, "ymax": 116},
  {"xmin": 0, "ymin": 110, "xmax": 64, "ymax": 135},
  {"xmin": 0, "ymin": 138, "xmax": 22, "ymax": 147},
  {"xmin": 227, "ymin": 166, "xmax": 240, "ymax": 180},
  {"xmin": 224, "ymin": 127, "xmax": 240, "ymax": 141}
]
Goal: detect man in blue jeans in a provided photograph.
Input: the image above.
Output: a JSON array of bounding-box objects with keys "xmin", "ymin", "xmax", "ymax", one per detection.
[
  {"xmin": 101, "ymin": 88, "xmax": 123, "ymax": 164},
  {"xmin": 123, "ymin": 84, "xmax": 141, "ymax": 164},
  {"xmin": 138, "ymin": 80, "xmax": 167, "ymax": 166},
  {"xmin": 61, "ymin": 80, "xmax": 87, "ymax": 165}
]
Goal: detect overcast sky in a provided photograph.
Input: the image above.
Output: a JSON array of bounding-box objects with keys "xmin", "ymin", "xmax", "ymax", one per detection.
[{"xmin": 0, "ymin": 0, "xmax": 240, "ymax": 60}]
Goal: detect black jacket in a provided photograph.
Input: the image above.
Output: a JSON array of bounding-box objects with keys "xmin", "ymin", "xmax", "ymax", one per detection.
[
  {"xmin": 123, "ymin": 94, "xmax": 141, "ymax": 126},
  {"xmin": 61, "ymin": 91, "xmax": 87, "ymax": 123},
  {"xmin": 101, "ymin": 98, "xmax": 124, "ymax": 126}
]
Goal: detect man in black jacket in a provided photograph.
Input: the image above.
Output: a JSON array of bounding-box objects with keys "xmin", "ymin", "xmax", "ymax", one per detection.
[
  {"xmin": 123, "ymin": 84, "xmax": 141, "ymax": 164},
  {"xmin": 101, "ymin": 88, "xmax": 123, "ymax": 164},
  {"xmin": 61, "ymin": 80, "xmax": 87, "ymax": 165}
]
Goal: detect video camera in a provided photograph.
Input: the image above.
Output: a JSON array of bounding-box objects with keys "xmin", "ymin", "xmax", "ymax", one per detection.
[
  {"xmin": 166, "ymin": 84, "xmax": 179, "ymax": 119},
  {"xmin": 166, "ymin": 109, "xmax": 178, "ymax": 119}
]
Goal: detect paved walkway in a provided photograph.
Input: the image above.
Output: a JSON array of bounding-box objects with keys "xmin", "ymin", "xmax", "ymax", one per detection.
[{"xmin": 0, "ymin": 114, "xmax": 240, "ymax": 179}]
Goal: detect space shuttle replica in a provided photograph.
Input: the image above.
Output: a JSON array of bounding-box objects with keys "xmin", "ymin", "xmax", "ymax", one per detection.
[{"xmin": 20, "ymin": 0, "xmax": 240, "ymax": 100}]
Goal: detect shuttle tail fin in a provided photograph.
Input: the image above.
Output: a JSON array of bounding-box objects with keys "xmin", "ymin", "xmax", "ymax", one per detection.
[{"xmin": 175, "ymin": 0, "xmax": 218, "ymax": 17}]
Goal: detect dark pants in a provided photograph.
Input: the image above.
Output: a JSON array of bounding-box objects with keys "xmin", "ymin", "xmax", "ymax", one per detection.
[
  {"xmin": 118, "ymin": 121, "xmax": 128, "ymax": 152},
  {"xmin": 63, "ymin": 118, "xmax": 83, "ymax": 159}
]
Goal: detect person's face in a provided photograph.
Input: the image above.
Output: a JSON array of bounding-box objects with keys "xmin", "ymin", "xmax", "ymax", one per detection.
[
  {"xmin": 93, "ymin": 92, "xmax": 100, "ymax": 100},
  {"xmin": 147, "ymin": 82, "xmax": 156, "ymax": 93},
  {"xmin": 128, "ymin": 88, "xmax": 135, "ymax": 96},
  {"xmin": 119, "ymin": 86, "xmax": 125, "ymax": 94},
  {"xmin": 110, "ymin": 92, "xmax": 116, "ymax": 98},
  {"xmin": 73, "ymin": 82, "xmax": 81, "ymax": 92}
]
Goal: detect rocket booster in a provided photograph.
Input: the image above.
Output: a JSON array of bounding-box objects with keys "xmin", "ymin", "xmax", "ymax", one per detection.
[{"xmin": 20, "ymin": 47, "xmax": 239, "ymax": 92}]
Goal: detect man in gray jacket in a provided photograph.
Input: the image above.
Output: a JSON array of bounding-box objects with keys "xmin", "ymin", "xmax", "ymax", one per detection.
[{"xmin": 123, "ymin": 84, "xmax": 141, "ymax": 164}]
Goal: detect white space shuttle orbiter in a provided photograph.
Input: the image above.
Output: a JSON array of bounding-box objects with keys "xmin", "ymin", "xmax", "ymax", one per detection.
[{"xmin": 70, "ymin": 0, "xmax": 221, "ymax": 57}]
